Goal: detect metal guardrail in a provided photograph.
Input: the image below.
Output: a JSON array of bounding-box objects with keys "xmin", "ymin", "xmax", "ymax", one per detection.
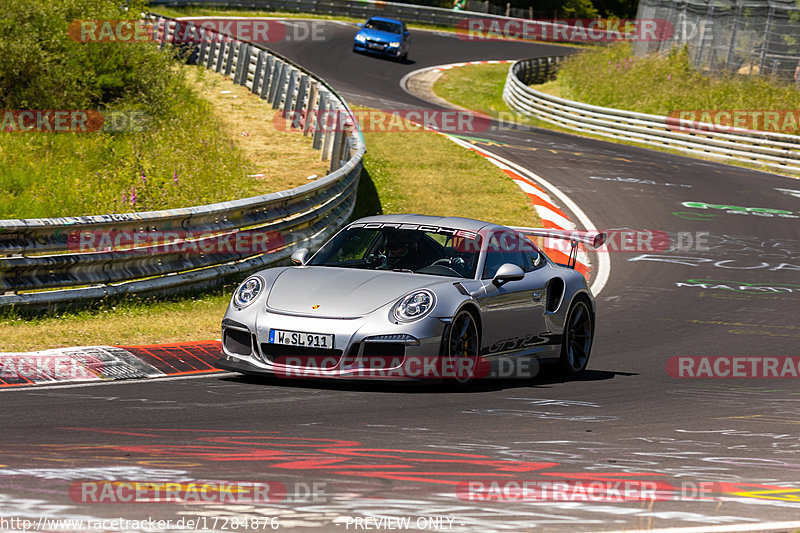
[
  {"xmin": 503, "ymin": 56, "xmax": 800, "ymax": 174},
  {"xmin": 0, "ymin": 15, "xmax": 365, "ymax": 308}
]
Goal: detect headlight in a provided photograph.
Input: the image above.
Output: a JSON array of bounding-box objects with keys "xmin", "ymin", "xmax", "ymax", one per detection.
[
  {"xmin": 388, "ymin": 41, "xmax": 401, "ymax": 47},
  {"xmin": 233, "ymin": 276, "xmax": 264, "ymax": 308},
  {"xmin": 355, "ymin": 34, "xmax": 366, "ymax": 42},
  {"xmin": 393, "ymin": 290, "xmax": 435, "ymax": 322}
]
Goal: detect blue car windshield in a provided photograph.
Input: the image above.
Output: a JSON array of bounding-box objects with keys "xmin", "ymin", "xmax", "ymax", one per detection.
[
  {"xmin": 364, "ymin": 20, "xmax": 402, "ymax": 34},
  {"xmin": 308, "ymin": 226, "xmax": 481, "ymax": 278}
]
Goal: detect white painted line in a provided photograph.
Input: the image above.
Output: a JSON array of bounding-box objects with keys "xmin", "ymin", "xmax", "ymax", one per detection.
[
  {"xmin": 0, "ymin": 371, "xmax": 235, "ymax": 392},
  {"xmin": 594, "ymin": 520, "xmax": 800, "ymax": 533},
  {"xmin": 399, "ymin": 61, "xmax": 515, "ymax": 98},
  {"xmin": 534, "ymin": 205, "xmax": 576, "ymax": 230},
  {"xmin": 513, "ymin": 179, "xmax": 555, "ymax": 204}
]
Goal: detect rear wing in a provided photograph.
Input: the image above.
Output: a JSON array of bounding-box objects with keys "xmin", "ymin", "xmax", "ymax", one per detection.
[{"xmin": 510, "ymin": 227, "xmax": 606, "ymax": 270}]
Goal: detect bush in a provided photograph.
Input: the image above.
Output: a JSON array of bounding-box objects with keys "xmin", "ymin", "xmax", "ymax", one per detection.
[{"xmin": 0, "ymin": 0, "xmax": 178, "ymax": 115}]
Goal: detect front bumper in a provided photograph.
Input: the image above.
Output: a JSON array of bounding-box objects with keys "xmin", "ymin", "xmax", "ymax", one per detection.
[
  {"xmin": 353, "ymin": 41, "xmax": 404, "ymax": 57},
  {"xmin": 220, "ymin": 309, "xmax": 449, "ymax": 381}
]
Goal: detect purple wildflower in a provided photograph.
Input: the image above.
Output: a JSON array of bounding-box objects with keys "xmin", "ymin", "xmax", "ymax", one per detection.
[
  {"xmin": 130, "ymin": 186, "xmax": 137, "ymax": 206},
  {"xmin": 173, "ymin": 170, "xmax": 179, "ymax": 185},
  {"xmin": 141, "ymin": 170, "xmax": 146, "ymax": 185}
]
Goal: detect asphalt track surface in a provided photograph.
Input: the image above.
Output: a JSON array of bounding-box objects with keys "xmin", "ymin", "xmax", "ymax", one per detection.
[{"xmin": 2, "ymin": 20, "xmax": 800, "ymax": 533}]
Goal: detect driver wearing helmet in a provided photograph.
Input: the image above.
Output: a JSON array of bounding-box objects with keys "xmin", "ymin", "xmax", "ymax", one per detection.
[{"xmin": 383, "ymin": 230, "xmax": 422, "ymax": 271}]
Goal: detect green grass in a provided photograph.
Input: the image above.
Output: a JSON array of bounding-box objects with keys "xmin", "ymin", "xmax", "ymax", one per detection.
[
  {"xmin": 356, "ymin": 106, "xmax": 539, "ymax": 227},
  {"xmin": 434, "ymin": 63, "xmax": 547, "ymax": 130},
  {"xmin": 551, "ymin": 42, "xmax": 800, "ymax": 117},
  {"xmin": 0, "ymin": 64, "xmax": 327, "ymax": 219}
]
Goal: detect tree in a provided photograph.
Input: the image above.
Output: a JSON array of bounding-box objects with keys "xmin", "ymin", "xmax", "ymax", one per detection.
[{"xmin": 562, "ymin": 0, "xmax": 600, "ymax": 18}]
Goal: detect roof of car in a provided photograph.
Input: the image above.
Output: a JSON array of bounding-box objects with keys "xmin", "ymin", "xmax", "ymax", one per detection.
[
  {"xmin": 366, "ymin": 16, "xmax": 404, "ymax": 25},
  {"xmin": 350, "ymin": 214, "xmax": 505, "ymax": 233}
]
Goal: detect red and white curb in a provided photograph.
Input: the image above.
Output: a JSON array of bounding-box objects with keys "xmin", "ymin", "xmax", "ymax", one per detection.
[
  {"xmin": 430, "ymin": 59, "xmax": 514, "ymax": 71},
  {"xmin": 0, "ymin": 341, "xmax": 223, "ymax": 388}
]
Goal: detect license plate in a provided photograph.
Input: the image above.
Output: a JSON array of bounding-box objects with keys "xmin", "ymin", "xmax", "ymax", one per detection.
[
  {"xmin": 368, "ymin": 43, "xmax": 384, "ymax": 50},
  {"xmin": 269, "ymin": 329, "xmax": 334, "ymax": 349}
]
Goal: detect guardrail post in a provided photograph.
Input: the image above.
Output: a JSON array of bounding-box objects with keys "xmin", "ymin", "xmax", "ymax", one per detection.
[
  {"xmin": 224, "ymin": 41, "xmax": 236, "ymax": 76},
  {"xmin": 313, "ymin": 91, "xmax": 329, "ymax": 150},
  {"xmin": 252, "ymin": 51, "xmax": 265, "ymax": 95},
  {"xmin": 292, "ymin": 75, "xmax": 309, "ymax": 129},
  {"xmin": 198, "ymin": 28, "xmax": 209, "ymax": 65},
  {"xmin": 265, "ymin": 58, "xmax": 281, "ymax": 102},
  {"xmin": 326, "ymin": 109, "xmax": 343, "ymax": 167},
  {"xmin": 260, "ymin": 55, "xmax": 275, "ymax": 99},
  {"xmin": 234, "ymin": 44, "xmax": 251, "ymax": 85},
  {"xmin": 205, "ymin": 38, "xmax": 218, "ymax": 69},
  {"xmin": 215, "ymin": 39, "xmax": 227, "ymax": 73},
  {"xmin": 282, "ymin": 69, "xmax": 299, "ymax": 115},
  {"xmin": 304, "ymin": 81, "xmax": 318, "ymax": 137},
  {"xmin": 184, "ymin": 24, "xmax": 200, "ymax": 64},
  {"xmin": 271, "ymin": 63, "xmax": 288, "ymax": 109}
]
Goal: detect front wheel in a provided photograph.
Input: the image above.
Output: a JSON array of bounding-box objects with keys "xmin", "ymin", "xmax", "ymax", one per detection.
[
  {"xmin": 444, "ymin": 309, "xmax": 480, "ymax": 385},
  {"xmin": 558, "ymin": 299, "xmax": 594, "ymax": 377}
]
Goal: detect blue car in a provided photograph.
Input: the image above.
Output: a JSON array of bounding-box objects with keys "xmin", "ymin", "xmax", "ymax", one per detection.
[{"xmin": 353, "ymin": 17, "xmax": 409, "ymax": 61}]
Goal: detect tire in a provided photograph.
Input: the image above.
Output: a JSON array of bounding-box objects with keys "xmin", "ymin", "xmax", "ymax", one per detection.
[
  {"xmin": 558, "ymin": 298, "xmax": 594, "ymax": 378},
  {"xmin": 444, "ymin": 309, "xmax": 480, "ymax": 385}
]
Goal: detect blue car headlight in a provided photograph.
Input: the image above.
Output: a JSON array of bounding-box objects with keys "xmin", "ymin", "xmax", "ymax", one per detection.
[
  {"xmin": 355, "ymin": 34, "xmax": 366, "ymax": 43},
  {"xmin": 393, "ymin": 290, "xmax": 436, "ymax": 322},
  {"xmin": 233, "ymin": 276, "xmax": 264, "ymax": 309},
  {"xmin": 388, "ymin": 41, "xmax": 401, "ymax": 47}
]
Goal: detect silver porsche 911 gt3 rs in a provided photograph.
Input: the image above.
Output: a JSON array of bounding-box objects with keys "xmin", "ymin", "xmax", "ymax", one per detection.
[{"xmin": 216, "ymin": 214, "xmax": 604, "ymax": 383}]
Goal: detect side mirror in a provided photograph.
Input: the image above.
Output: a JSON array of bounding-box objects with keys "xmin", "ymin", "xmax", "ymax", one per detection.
[
  {"xmin": 357, "ymin": 22, "xmax": 364, "ymax": 28},
  {"xmin": 291, "ymin": 248, "xmax": 310, "ymax": 266},
  {"xmin": 492, "ymin": 263, "xmax": 524, "ymax": 287}
]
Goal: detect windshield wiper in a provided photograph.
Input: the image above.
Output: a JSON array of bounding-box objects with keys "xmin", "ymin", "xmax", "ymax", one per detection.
[{"xmin": 392, "ymin": 268, "xmax": 414, "ymax": 273}]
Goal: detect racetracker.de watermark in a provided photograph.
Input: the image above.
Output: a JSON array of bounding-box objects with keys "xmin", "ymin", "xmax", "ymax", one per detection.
[
  {"xmin": 0, "ymin": 110, "xmax": 148, "ymax": 133},
  {"xmin": 668, "ymin": 110, "xmax": 800, "ymax": 134},
  {"xmin": 0, "ymin": 354, "xmax": 101, "ymax": 381},
  {"xmin": 667, "ymin": 356, "xmax": 800, "ymax": 379},
  {"xmin": 457, "ymin": 480, "xmax": 732, "ymax": 502},
  {"xmin": 272, "ymin": 109, "xmax": 492, "ymax": 134},
  {"xmin": 68, "ymin": 230, "xmax": 285, "ymax": 255},
  {"xmin": 69, "ymin": 19, "xmax": 326, "ymax": 44},
  {"xmin": 456, "ymin": 18, "xmax": 673, "ymax": 42},
  {"xmin": 70, "ymin": 480, "xmax": 326, "ymax": 503}
]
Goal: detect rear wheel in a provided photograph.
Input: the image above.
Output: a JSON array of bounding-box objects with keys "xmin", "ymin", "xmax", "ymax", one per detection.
[
  {"xmin": 558, "ymin": 299, "xmax": 594, "ymax": 377},
  {"xmin": 445, "ymin": 309, "xmax": 480, "ymax": 385}
]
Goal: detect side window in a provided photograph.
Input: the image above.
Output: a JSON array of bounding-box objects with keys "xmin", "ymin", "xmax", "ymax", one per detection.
[
  {"xmin": 482, "ymin": 231, "xmax": 528, "ymax": 279},
  {"xmin": 518, "ymin": 235, "xmax": 543, "ymax": 272}
]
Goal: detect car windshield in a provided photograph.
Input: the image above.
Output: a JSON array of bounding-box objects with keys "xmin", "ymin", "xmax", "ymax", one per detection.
[
  {"xmin": 308, "ymin": 225, "xmax": 482, "ymax": 278},
  {"xmin": 364, "ymin": 20, "xmax": 402, "ymax": 34}
]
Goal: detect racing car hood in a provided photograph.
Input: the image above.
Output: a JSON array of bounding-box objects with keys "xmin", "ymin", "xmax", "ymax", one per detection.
[
  {"xmin": 266, "ymin": 267, "xmax": 443, "ymax": 317},
  {"xmin": 357, "ymin": 28, "xmax": 402, "ymax": 43}
]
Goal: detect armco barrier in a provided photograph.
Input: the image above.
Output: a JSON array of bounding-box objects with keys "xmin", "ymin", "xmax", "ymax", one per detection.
[
  {"xmin": 0, "ymin": 15, "xmax": 364, "ymax": 308},
  {"xmin": 503, "ymin": 57, "xmax": 800, "ymax": 174}
]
